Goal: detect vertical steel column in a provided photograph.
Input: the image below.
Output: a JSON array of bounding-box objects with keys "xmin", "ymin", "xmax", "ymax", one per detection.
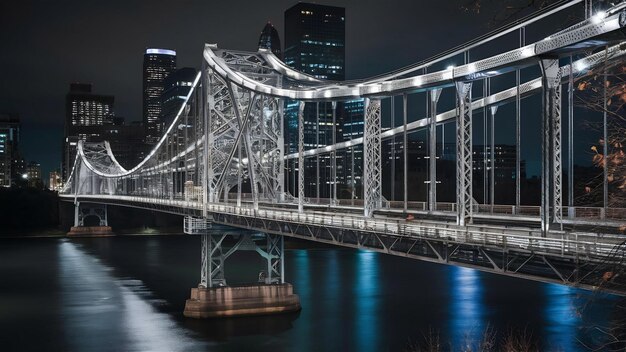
[
  {"xmin": 483, "ymin": 79, "xmax": 489, "ymax": 205},
  {"xmin": 316, "ymin": 102, "xmax": 320, "ymax": 201},
  {"xmin": 568, "ymin": 55, "xmax": 575, "ymax": 218},
  {"xmin": 237, "ymin": 140, "xmax": 242, "ymax": 207},
  {"xmin": 516, "ymin": 27, "xmax": 525, "ymax": 213},
  {"xmin": 603, "ymin": 46, "xmax": 609, "ymax": 216},
  {"xmin": 429, "ymin": 89, "xmax": 442, "ymax": 212},
  {"xmin": 200, "ymin": 234, "xmax": 209, "ymax": 288},
  {"xmin": 201, "ymin": 63, "xmax": 209, "ymax": 218},
  {"xmin": 278, "ymin": 98, "xmax": 285, "ymax": 203},
  {"xmin": 539, "ymin": 58, "xmax": 563, "ymax": 234},
  {"xmin": 490, "ymin": 106, "xmax": 497, "ymax": 209},
  {"xmin": 391, "ymin": 96, "xmax": 395, "ymax": 201},
  {"xmin": 363, "ymin": 98, "xmax": 382, "ymax": 217},
  {"xmin": 403, "ymin": 94, "xmax": 408, "ymax": 212},
  {"xmin": 456, "ymin": 82, "xmax": 473, "ymax": 226},
  {"xmin": 298, "ymin": 101, "xmax": 305, "ymax": 213},
  {"xmin": 331, "ymin": 101, "xmax": 337, "ymax": 204}
]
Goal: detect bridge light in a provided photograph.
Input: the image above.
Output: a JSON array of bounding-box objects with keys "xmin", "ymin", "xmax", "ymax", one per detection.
[
  {"xmin": 591, "ymin": 11, "xmax": 607, "ymax": 24},
  {"xmin": 574, "ymin": 60, "xmax": 589, "ymax": 72},
  {"xmin": 521, "ymin": 47, "xmax": 534, "ymax": 58},
  {"xmin": 447, "ymin": 65, "xmax": 455, "ymax": 71},
  {"xmin": 412, "ymin": 76, "xmax": 422, "ymax": 86}
]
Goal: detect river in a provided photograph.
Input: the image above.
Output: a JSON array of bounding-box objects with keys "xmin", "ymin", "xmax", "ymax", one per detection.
[{"xmin": 0, "ymin": 236, "xmax": 620, "ymax": 351}]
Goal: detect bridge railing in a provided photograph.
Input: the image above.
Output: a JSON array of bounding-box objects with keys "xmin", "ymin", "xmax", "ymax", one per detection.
[{"xmin": 205, "ymin": 202, "xmax": 620, "ymax": 260}]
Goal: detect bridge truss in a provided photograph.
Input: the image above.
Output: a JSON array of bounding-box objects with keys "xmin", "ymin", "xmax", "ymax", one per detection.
[{"xmin": 62, "ymin": 2, "xmax": 626, "ymax": 292}]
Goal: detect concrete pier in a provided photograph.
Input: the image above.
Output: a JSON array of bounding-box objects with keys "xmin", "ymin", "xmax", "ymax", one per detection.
[
  {"xmin": 67, "ymin": 226, "xmax": 114, "ymax": 237},
  {"xmin": 183, "ymin": 283, "xmax": 301, "ymax": 318}
]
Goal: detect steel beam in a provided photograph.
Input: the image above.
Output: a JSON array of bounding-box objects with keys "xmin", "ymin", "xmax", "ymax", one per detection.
[
  {"xmin": 298, "ymin": 101, "xmax": 305, "ymax": 213},
  {"xmin": 403, "ymin": 94, "xmax": 408, "ymax": 213},
  {"xmin": 456, "ymin": 82, "xmax": 473, "ymax": 226},
  {"xmin": 539, "ymin": 58, "xmax": 563, "ymax": 234},
  {"xmin": 429, "ymin": 89, "xmax": 442, "ymax": 212},
  {"xmin": 363, "ymin": 98, "xmax": 382, "ymax": 218}
]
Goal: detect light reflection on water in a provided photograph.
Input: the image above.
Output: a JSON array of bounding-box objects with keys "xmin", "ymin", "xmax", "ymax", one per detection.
[
  {"xmin": 449, "ymin": 266, "xmax": 485, "ymax": 350},
  {"xmin": 0, "ymin": 237, "xmax": 619, "ymax": 351},
  {"xmin": 354, "ymin": 250, "xmax": 380, "ymax": 352},
  {"xmin": 544, "ymin": 283, "xmax": 580, "ymax": 351},
  {"xmin": 58, "ymin": 240, "xmax": 208, "ymax": 352}
]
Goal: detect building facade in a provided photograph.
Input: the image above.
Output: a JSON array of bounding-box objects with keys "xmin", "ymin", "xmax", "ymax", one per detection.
[
  {"xmin": 63, "ymin": 83, "xmax": 115, "ymax": 180},
  {"xmin": 258, "ymin": 22, "xmax": 282, "ymax": 59},
  {"xmin": 161, "ymin": 67, "xmax": 198, "ymax": 125},
  {"xmin": 0, "ymin": 114, "xmax": 20, "ymax": 187},
  {"xmin": 143, "ymin": 48, "xmax": 176, "ymax": 144},
  {"xmin": 284, "ymin": 3, "xmax": 348, "ymax": 199}
]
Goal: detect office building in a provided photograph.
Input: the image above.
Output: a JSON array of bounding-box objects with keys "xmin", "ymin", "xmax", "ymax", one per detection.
[
  {"xmin": 26, "ymin": 161, "xmax": 42, "ymax": 189},
  {"xmin": 161, "ymin": 67, "xmax": 198, "ymax": 125},
  {"xmin": 284, "ymin": 3, "xmax": 347, "ymax": 199},
  {"xmin": 49, "ymin": 170, "xmax": 62, "ymax": 191},
  {"xmin": 63, "ymin": 83, "xmax": 114, "ymax": 180},
  {"xmin": 143, "ymin": 48, "xmax": 176, "ymax": 144},
  {"xmin": 0, "ymin": 113, "xmax": 20, "ymax": 187},
  {"xmin": 258, "ymin": 22, "xmax": 282, "ymax": 59}
]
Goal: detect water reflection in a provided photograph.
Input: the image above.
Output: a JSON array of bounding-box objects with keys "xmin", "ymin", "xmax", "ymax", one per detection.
[
  {"xmin": 354, "ymin": 250, "xmax": 380, "ymax": 352},
  {"xmin": 544, "ymin": 283, "xmax": 580, "ymax": 351},
  {"xmin": 0, "ymin": 237, "xmax": 618, "ymax": 351},
  {"xmin": 449, "ymin": 266, "xmax": 485, "ymax": 349},
  {"xmin": 58, "ymin": 240, "xmax": 207, "ymax": 351}
]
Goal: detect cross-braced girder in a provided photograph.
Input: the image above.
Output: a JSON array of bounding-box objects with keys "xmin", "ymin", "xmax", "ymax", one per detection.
[{"xmin": 363, "ymin": 98, "xmax": 382, "ymax": 218}]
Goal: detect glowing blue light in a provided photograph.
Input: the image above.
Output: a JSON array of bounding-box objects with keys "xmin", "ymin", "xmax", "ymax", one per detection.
[{"xmin": 145, "ymin": 48, "xmax": 176, "ymax": 56}]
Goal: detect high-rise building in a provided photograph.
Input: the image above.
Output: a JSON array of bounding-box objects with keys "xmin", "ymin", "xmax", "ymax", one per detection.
[
  {"xmin": 284, "ymin": 3, "xmax": 350, "ymax": 199},
  {"xmin": 0, "ymin": 113, "xmax": 20, "ymax": 187},
  {"xmin": 161, "ymin": 67, "xmax": 198, "ymax": 125},
  {"xmin": 143, "ymin": 48, "xmax": 176, "ymax": 144},
  {"xmin": 258, "ymin": 22, "xmax": 282, "ymax": 59},
  {"xmin": 284, "ymin": 3, "xmax": 345, "ymax": 80},
  {"xmin": 26, "ymin": 161, "xmax": 42, "ymax": 189},
  {"xmin": 63, "ymin": 83, "xmax": 114, "ymax": 180},
  {"xmin": 49, "ymin": 170, "xmax": 62, "ymax": 191}
]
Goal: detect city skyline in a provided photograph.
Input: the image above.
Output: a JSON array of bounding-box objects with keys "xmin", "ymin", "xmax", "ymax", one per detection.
[{"xmin": 0, "ymin": 0, "xmax": 606, "ymax": 178}]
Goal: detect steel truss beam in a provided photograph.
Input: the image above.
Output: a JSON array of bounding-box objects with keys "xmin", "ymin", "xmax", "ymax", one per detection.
[
  {"xmin": 539, "ymin": 58, "xmax": 563, "ymax": 235},
  {"xmin": 456, "ymin": 82, "xmax": 473, "ymax": 226},
  {"xmin": 363, "ymin": 98, "xmax": 382, "ymax": 218},
  {"xmin": 211, "ymin": 211, "xmax": 626, "ymax": 295},
  {"xmin": 199, "ymin": 232, "xmax": 284, "ymax": 288},
  {"xmin": 298, "ymin": 101, "xmax": 305, "ymax": 213}
]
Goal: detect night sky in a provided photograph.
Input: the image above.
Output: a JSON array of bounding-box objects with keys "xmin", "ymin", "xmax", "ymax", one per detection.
[{"xmin": 0, "ymin": 0, "xmax": 601, "ymax": 178}]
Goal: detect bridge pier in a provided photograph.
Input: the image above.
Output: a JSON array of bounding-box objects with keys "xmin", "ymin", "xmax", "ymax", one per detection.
[
  {"xmin": 67, "ymin": 202, "xmax": 114, "ymax": 237},
  {"xmin": 183, "ymin": 217, "xmax": 300, "ymax": 318}
]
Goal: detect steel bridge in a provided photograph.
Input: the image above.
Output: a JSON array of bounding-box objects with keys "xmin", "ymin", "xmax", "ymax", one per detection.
[{"xmin": 61, "ymin": 1, "xmax": 626, "ymax": 295}]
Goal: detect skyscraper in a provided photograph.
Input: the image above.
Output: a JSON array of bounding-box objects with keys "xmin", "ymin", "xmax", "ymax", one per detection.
[
  {"xmin": 63, "ymin": 83, "xmax": 114, "ymax": 180},
  {"xmin": 258, "ymin": 22, "xmax": 282, "ymax": 59},
  {"xmin": 0, "ymin": 113, "xmax": 20, "ymax": 187},
  {"xmin": 161, "ymin": 67, "xmax": 198, "ymax": 125},
  {"xmin": 143, "ymin": 48, "xmax": 176, "ymax": 144},
  {"xmin": 284, "ymin": 3, "xmax": 347, "ymax": 199},
  {"xmin": 284, "ymin": 3, "xmax": 345, "ymax": 80}
]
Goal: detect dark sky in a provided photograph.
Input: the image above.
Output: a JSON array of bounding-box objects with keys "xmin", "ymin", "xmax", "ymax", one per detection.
[{"xmin": 0, "ymin": 0, "xmax": 599, "ymax": 178}]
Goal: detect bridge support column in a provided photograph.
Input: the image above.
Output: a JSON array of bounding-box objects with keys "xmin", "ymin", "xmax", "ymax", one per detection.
[
  {"xmin": 539, "ymin": 58, "xmax": 563, "ymax": 235},
  {"xmin": 363, "ymin": 98, "xmax": 382, "ymax": 218},
  {"xmin": 428, "ymin": 89, "xmax": 442, "ymax": 212},
  {"xmin": 456, "ymin": 82, "xmax": 473, "ymax": 226},
  {"xmin": 298, "ymin": 101, "xmax": 305, "ymax": 213},
  {"xmin": 184, "ymin": 218, "xmax": 300, "ymax": 318},
  {"xmin": 67, "ymin": 203, "xmax": 113, "ymax": 237}
]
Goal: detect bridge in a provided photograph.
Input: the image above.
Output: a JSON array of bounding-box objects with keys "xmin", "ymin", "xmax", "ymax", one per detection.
[{"xmin": 61, "ymin": 1, "xmax": 626, "ymax": 317}]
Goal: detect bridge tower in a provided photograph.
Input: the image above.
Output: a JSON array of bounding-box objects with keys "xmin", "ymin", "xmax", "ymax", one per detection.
[{"xmin": 182, "ymin": 218, "xmax": 300, "ymax": 318}]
